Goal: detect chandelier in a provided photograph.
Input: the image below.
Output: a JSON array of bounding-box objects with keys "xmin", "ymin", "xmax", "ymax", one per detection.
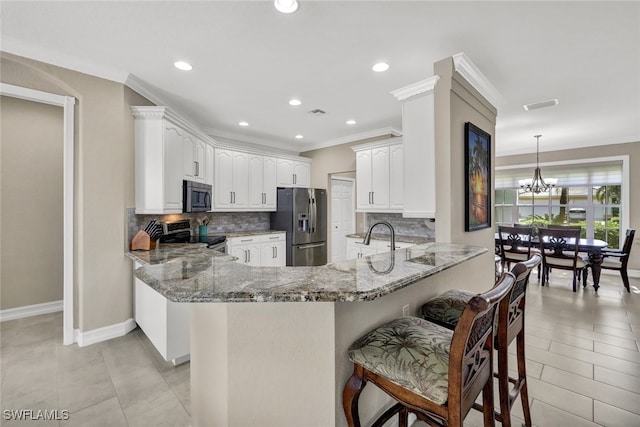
[{"xmin": 519, "ymin": 135, "xmax": 557, "ymax": 194}]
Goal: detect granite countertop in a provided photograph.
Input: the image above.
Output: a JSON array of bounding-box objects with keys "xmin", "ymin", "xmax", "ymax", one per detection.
[
  {"xmin": 128, "ymin": 242, "xmax": 486, "ymax": 303},
  {"xmin": 345, "ymin": 233, "xmax": 434, "ymax": 245}
]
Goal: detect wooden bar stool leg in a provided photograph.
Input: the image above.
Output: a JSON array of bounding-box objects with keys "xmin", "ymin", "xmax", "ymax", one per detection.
[
  {"xmin": 517, "ymin": 329, "xmax": 532, "ymax": 427},
  {"xmin": 343, "ymin": 366, "xmax": 366, "ymax": 427},
  {"xmin": 497, "ymin": 341, "xmax": 512, "ymax": 427}
]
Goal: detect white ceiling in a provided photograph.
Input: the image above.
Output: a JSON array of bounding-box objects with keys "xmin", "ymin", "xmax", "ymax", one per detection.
[{"xmin": 1, "ymin": 1, "xmax": 639, "ymax": 156}]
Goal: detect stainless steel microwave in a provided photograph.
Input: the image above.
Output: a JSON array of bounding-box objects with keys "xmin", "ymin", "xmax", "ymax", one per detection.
[{"xmin": 183, "ymin": 180, "xmax": 212, "ymax": 212}]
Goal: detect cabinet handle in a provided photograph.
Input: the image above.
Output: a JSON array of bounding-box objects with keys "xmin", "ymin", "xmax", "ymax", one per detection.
[
  {"xmin": 195, "ymin": 161, "xmax": 199, "ymax": 177},
  {"xmin": 273, "ymin": 246, "xmax": 276, "ymax": 259},
  {"xmin": 371, "ymin": 192, "xmax": 374, "ymax": 205},
  {"xmin": 230, "ymin": 192, "xmax": 233, "ymax": 204},
  {"xmin": 369, "ymin": 192, "xmax": 372, "ymax": 204},
  {"xmin": 244, "ymin": 250, "xmax": 248, "ymax": 263},
  {"xmin": 232, "ymin": 191, "xmax": 236, "ymax": 204},
  {"xmin": 262, "ymin": 192, "xmax": 265, "ymax": 204},
  {"xmin": 293, "ymin": 173, "xmax": 296, "ymax": 185},
  {"xmin": 247, "ymin": 250, "xmax": 251, "ymax": 263}
]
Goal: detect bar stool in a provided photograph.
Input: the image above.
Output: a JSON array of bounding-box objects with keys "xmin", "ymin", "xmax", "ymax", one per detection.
[
  {"xmin": 343, "ymin": 272, "xmax": 515, "ymax": 427},
  {"xmin": 419, "ymin": 254, "xmax": 542, "ymax": 427}
]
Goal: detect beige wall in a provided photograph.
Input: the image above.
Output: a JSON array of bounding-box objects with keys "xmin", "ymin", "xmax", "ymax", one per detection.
[
  {"xmin": 434, "ymin": 56, "xmax": 497, "ymax": 282},
  {"xmin": 0, "ymin": 52, "xmax": 154, "ymax": 331},
  {"xmin": 1, "ymin": 96, "xmax": 64, "ymax": 309},
  {"xmin": 496, "ymin": 141, "xmax": 640, "ymax": 271}
]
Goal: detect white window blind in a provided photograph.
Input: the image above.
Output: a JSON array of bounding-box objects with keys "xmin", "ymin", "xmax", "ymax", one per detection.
[{"xmin": 495, "ymin": 160, "xmax": 622, "ymax": 189}]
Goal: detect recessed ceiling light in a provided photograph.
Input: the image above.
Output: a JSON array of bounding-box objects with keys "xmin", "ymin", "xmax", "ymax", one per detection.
[
  {"xmin": 523, "ymin": 98, "xmax": 559, "ymax": 111},
  {"xmin": 346, "ymin": 119, "xmax": 356, "ymax": 125},
  {"xmin": 295, "ymin": 134, "xmax": 304, "ymax": 139},
  {"xmin": 289, "ymin": 99, "xmax": 302, "ymax": 106},
  {"xmin": 174, "ymin": 61, "xmax": 193, "ymax": 71},
  {"xmin": 372, "ymin": 62, "xmax": 390, "ymax": 72},
  {"xmin": 238, "ymin": 121, "xmax": 249, "ymax": 127},
  {"xmin": 274, "ymin": 0, "xmax": 298, "ymax": 13}
]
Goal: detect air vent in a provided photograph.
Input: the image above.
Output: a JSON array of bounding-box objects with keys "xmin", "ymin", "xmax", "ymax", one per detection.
[{"xmin": 308, "ymin": 109, "xmax": 326, "ymax": 115}]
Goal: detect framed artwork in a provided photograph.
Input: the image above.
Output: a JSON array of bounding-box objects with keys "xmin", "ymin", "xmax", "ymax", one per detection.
[{"xmin": 464, "ymin": 122, "xmax": 491, "ymax": 231}]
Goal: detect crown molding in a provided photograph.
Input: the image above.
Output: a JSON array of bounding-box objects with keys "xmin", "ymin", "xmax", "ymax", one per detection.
[
  {"xmin": 130, "ymin": 106, "xmax": 218, "ymax": 146},
  {"xmin": 204, "ymin": 129, "xmax": 303, "ymax": 154},
  {"xmin": 300, "ymin": 127, "xmax": 403, "ymax": 152},
  {"xmin": 452, "ymin": 52, "xmax": 505, "ymax": 108},
  {"xmin": 391, "ymin": 76, "xmax": 440, "ymax": 101},
  {"xmin": 2, "ymin": 36, "xmax": 128, "ymax": 83},
  {"xmin": 125, "ymin": 74, "xmax": 173, "ymax": 109},
  {"xmin": 352, "ymin": 137, "xmax": 403, "ymax": 152}
]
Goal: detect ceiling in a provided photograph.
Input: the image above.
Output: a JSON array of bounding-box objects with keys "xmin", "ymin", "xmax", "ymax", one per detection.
[{"xmin": 1, "ymin": 1, "xmax": 639, "ymax": 156}]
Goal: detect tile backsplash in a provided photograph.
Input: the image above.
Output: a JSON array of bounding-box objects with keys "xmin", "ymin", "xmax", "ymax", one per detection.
[
  {"xmin": 364, "ymin": 213, "xmax": 436, "ymax": 238},
  {"xmin": 127, "ymin": 209, "xmax": 270, "ymax": 242}
]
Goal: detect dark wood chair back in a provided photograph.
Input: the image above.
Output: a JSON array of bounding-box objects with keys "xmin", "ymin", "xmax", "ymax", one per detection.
[
  {"xmin": 498, "ymin": 225, "xmax": 533, "ymax": 267},
  {"xmin": 445, "ymin": 271, "xmax": 515, "ymax": 424}
]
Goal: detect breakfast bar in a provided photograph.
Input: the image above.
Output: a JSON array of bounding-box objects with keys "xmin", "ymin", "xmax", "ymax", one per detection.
[{"xmin": 133, "ymin": 242, "xmax": 487, "ymax": 427}]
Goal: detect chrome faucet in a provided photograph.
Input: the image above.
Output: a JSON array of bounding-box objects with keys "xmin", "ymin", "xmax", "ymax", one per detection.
[{"xmin": 362, "ymin": 221, "xmax": 396, "ymax": 251}]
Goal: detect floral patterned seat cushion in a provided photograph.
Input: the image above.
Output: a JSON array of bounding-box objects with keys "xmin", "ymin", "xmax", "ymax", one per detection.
[
  {"xmin": 347, "ymin": 316, "xmax": 454, "ymax": 405},
  {"xmin": 420, "ymin": 289, "xmax": 475, "ymax": 330}
]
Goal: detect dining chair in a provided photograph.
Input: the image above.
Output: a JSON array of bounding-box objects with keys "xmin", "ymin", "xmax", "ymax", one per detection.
[
  {"xmin": 594, "ymin": 228, "xmax": 635, "ymax": 292},
  {"xmin": 498, "ymin": 225, "xmax": 536, "ymax": 278},
  {"xmin": 538, "ymin": 227, "xmax": 587, "ymax": 292},
  {"xmin": 419, "ymin": 254, "xmax": 542, "ymax": 427},
  {"xmin": 343, "ymin": 272, "xmax": 516, "ymax": 427}
]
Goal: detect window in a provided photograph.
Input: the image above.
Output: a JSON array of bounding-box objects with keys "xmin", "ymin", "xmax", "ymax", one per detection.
[{"xmin": 495, "ymin": 159, "xmax": 625, "ymax": 249}]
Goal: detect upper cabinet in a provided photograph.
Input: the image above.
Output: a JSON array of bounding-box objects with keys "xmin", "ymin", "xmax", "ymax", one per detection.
[
  {"xmin": 183, "ymin": 133, "xmax": 207, "ymax": 183},
  {"xmin": 132, "ymin": 107, "xmax": 194, "ymax": 214},
  {"xmin": 276, "ymin": 158, "xmax": 310, "ymax": 188},
  {"xmin": 214, "ymin": 148, "xmax": 249, "ymax": 209},
  {"xmin": 353, "ymin": 139, "xmax": 403, "ymax": 213},
  {"xmin": 132, "ymin": 106, "xmax": 312, "ymax": 214}
]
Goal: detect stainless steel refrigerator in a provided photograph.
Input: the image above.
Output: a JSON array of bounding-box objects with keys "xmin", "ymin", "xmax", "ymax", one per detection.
[{"xmin": 271, "ymin": 187, "xmax": 327, "ymax": 266}]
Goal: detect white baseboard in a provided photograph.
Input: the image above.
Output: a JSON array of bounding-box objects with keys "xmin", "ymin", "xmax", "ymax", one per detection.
[
  {"xmin": 0, "ymin": 300, "xmax": 63, "ymax": 322},
  {"xmin": 76, "ymin": 317, "xmax": 137, "ymax": 347}
]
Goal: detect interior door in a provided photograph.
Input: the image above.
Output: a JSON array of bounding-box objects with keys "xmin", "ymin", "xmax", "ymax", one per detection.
[{"xmin": 331, "ymin": 178, "xmax": 355, "ymax": 262}]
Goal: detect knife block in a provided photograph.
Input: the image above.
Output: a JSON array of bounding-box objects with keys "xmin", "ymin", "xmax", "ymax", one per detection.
[{"xmin": 130, "ymin": 230, "xmax": 157, "ymax": 251}]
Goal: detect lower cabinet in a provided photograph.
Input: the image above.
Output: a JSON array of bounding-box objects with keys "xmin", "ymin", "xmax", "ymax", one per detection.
[
  {"xmin": 227, "ymin": 233, "xmax": 286, "ymax": 267},
  {"xmin": 345, "ymin": 237, "xmax": 415, "ymax": 259},
  {"xmin": 133, "ymin": 262, "xmax": 190, "ymax": 365}
]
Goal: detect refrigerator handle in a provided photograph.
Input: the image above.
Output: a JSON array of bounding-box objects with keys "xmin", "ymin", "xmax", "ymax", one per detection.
[
  {"xmin": 311, "ymin": 197, "xmax": 316, "ymax": 233},
  {"xmin": 298, "ymin": 242, "xmax": 326, "ymax": 250}
]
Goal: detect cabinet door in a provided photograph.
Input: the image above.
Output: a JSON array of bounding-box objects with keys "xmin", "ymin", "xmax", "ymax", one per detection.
[
  {"xmin": 230, "ymin": 244, "xmax": 249, "ymax": 264},
  {"xmin": 205, "ymin": 144, "xmax": 214, "ymax": 186},
  {"xmin": 163, "ymin": 125, "xmax": 184, "ymax": 211},
  {"xmin": 245, "ymin": 243, "xmax": 261, "ymax": 266},
  {"xmin": 194, "ymin": 139, "xmax": 206, "ymax": 183},
  {"xmin": 293, "ymin": 161, "xmax": 310, "ymax": 187},
  {"xmin": 248, "ymin": 154, "xmax": 265, "ymax": 209},
  {"xmin": 262, "ymin": 156, "xmax": 277, "ymax": 209},
  {"xmin": 355, "ymin": 150, "xmax": 372, "ymax": 209},
  {"xmin": 183, "ymin": 134, "xmax": 196, "ymax": 180},
  {"xmin": 276, "ymin": 158, "xmax": 294, "ymax": 186},
  {"xmin": 261, "ymin": 243, "xmax": 278, "ymax": 267},
  {"xmin": 232, "ymin": 151, "xmax": 249, "ymax": 207},
  {"xmin": 273, "ymin": 241, "xmax": 286, "ymax": 266},
  {"xmin": 370, "ymin": 146, "xmax": 390, "ymax": 208},
  {"xmin": 389, "ymin": 144, "xmax": 404, "ymax": 210},
  {"xmin": 214, "ymin": 149, "xmax": 234, "ymax": 208}
]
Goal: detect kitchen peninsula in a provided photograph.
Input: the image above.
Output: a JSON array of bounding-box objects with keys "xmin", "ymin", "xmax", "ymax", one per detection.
[{"xmin": 131, "ymin": 242, "xmax": 487, "ymax": 426}]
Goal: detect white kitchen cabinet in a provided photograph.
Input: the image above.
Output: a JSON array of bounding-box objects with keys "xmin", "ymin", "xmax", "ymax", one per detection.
[
  {"xmin": 277, "ymin": 158, "xmax": 311, "ymax": 187},
  {"xmin": 214, "ymin": 148, "xmax": 249, "ymax": 209},
  {"xmin": 205, "ymin": 144, "xmax": 214, "ymax": 186},
  {"xmin": 227, "ymin": 233, "xmax": 286, "ymax": 267},
  {"xmin": 183, "ymin": 133, "xmax": 206, "ymax": 183},
  {"xmin": 353, "ymin": 139, "xmax": 403, "ymax": 212},
  {"xmin": 260, "ymin": 235, "xmax": 286, "ymax": 267},
  {"xmin": 131, "ymin": 107, "xmax": 186, "ymax": 214},
  {"xmin": 134, "ymin": 262, "xmax": 189, "ymax": 365},
  {"xmin": 248, "ymin": 155, "xmax": 277, "ymax": 210}
]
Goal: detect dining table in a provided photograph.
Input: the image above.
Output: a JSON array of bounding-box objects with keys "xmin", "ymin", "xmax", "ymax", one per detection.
[{"xmin": 495, "ymin": 233, "xmax": 609, "ymax": 291}]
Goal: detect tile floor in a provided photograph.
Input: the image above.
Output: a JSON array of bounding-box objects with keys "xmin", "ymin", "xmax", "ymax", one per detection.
[{"xmin": 1, "ymin": 271, "xmax": 639, "ymax": 426}]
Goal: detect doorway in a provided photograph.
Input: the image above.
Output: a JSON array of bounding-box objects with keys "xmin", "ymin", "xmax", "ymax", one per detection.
[
  {"xmin": 330, "ymin": 177, "xmax": 355, "ymax": 263},
  {"xmin": 0, "ymin": 83, "xmax": 75, "ymax": 345}
]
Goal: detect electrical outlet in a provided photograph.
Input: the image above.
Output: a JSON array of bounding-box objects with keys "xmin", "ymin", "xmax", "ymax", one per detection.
[{"xmin": 402, "ymin": 304, "xmax": 410, "ymax": 317}]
